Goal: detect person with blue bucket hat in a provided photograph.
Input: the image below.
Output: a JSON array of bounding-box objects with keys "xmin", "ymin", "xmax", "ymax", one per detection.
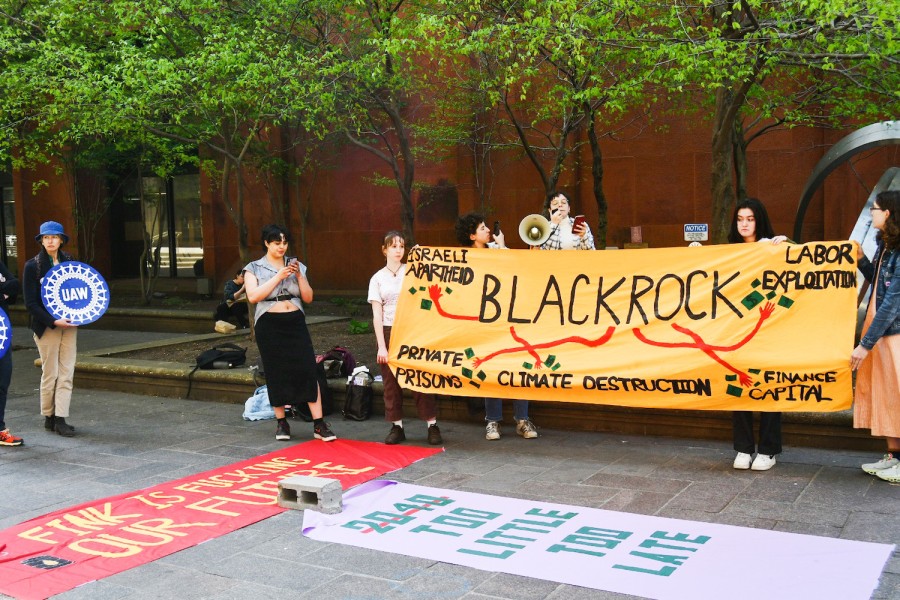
[{"xmin": 23, "ymin": 220, "xmax": 78, "ymax": 437}]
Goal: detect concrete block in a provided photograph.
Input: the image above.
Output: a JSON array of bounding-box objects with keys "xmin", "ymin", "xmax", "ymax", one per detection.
[{"xmin": 278, "ymin": 476, "xmax": 342, "ymax": 514}]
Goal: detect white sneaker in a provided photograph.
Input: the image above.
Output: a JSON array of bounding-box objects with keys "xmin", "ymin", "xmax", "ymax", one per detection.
[
  {"xmin": 751, "ymin": 454, "xmax": 776, "ymax": 471},
  {"xmin": 875, "ymin": 463, "xmax": 900, "ymax": 484},
  {"xmin": 861, "ymin": 453, "xmax": 899, "ymax": 475},
  {"xmin": 516, "ymin": 419, "xmax": 538, "ymax": 439},
  {"xmin": 733, "ymin": 452, "xmax": 752, "ymax": 470},
  {"xmin": 485, "ymin": 421, "xmax": 500, "ymax": 441}
]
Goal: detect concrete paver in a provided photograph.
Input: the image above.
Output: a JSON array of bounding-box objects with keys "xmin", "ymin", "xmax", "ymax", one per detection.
[{"xmin": 0, "ymin": 327, "xmax": 897, "ymax": 599}]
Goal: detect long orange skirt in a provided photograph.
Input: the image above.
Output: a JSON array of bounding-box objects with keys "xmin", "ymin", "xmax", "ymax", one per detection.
[{"xmin": 853, "ymin": 283, "xmax": 900, "ymax": 438}]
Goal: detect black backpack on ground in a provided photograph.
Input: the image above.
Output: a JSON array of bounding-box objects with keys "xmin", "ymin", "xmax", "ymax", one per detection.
[{"xmin": 186, "ymin": 343, "xmax": 247, "ymax": 397}]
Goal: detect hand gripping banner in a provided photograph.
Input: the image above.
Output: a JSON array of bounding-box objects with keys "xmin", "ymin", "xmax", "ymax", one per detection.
[{"xmin": 388, "ymin": 242, "xmax": 858, "ymax": 412}]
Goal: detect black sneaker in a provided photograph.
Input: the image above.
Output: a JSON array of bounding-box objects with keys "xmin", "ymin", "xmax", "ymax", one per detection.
[
  {"xmin": 314, "ymin": 422, "xmax": 337, "ymax": 442},
  {"xmin": 275, "ymin": 419, "xmax": 291, "ymax": 441},
  {"xmin": 427, "ymin": 424, "xmax": 443, "ymax": 445},
  {"xmin": 384, "ymin": 425, "xmax": 406, "ymax": 445},
  {"xmin": 44, "ymin": 415, "xmax": 55, "ymax": 431}
]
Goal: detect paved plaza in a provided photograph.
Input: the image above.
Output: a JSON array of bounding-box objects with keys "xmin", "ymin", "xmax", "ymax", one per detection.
[{"xmin": 0, "ymin": 327, "xmax": 897, "ymax": 599}]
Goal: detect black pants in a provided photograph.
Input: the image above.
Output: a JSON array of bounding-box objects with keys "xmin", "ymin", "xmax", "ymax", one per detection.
[
  {"xmin": 732, "ymin": 411, "xmax": 782, "ymax": 456},
  {"xmin": 214, "ymin": 302, "xmax": 249, "ymax": 327}
]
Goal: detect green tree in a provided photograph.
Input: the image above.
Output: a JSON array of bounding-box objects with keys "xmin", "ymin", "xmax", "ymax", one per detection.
[
  {"xmin": 651, "ymin": 1, "xmax": 900, "ymax": 242},
  {"xmin": 295, "ymin": 0, "xmax": 433, "ymax": 245},
  {"xmin": 0, "ymin": 0, "xmax": 336, "ymax": 263},
  {"xmin": 420, "ymin": 0, "xmax": 657, "ymax": 246}
]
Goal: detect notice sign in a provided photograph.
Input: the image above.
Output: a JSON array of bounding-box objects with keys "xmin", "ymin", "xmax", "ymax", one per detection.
[
  {"xmin": 389, "ymin": 242, "xmax": 858, "ymax": 411},
  {"xmin": 684, "ymin": 224, "xmax": 709, "ymax": 242},
  {"xmin": 302, "ymin": 481, "xmax": 893, "ymax": 600}
]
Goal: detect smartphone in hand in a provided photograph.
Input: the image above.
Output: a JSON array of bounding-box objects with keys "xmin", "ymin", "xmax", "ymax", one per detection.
[
  {"xmin": 572, "ymin": 215, "xmax": 586, "ymax": 231},
  {"xmin": 493, "ymin": 221, "xmax": 501, "ymax": 236},
  {"xmin": 284, "ymin": 256, "xmax": 298, "ymax": 268}
]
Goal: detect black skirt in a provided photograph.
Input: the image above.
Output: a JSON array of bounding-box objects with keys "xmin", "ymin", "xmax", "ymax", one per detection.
[{"xmin": 254, "ymin": 310, "xmax": 317, "ymax": 407}]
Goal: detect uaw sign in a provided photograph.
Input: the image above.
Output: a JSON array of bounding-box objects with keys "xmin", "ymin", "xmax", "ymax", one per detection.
[
  {"xmin": 389, "ymin": 242, "xmax": 858, "ymax": 412},
  {"xmin": 41, "ymin": 261, "xmax": 110, "ymax": 325}
]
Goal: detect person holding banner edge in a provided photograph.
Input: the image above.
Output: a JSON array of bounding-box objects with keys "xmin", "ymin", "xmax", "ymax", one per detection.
[
  {"xmin": 0, "ymin": 259, "xmax": 22, "ymax": 446},
  {"xmin": 456, "ymin": 212, "xmax": 539, "ymax": 441},
  {"xmin": 369, "ymin": 230, "xmax": 442, "ymax": 446},
  {"xmin": 23, "ymin": 221, "xmax": 79, "ymax": 437},
  {"xmin": 851, "ymin": 190, "xmax": 900, "ymax": 483},
  {"xmin": 728, "ymin": 199, "xmax": 787, "ymax": 471},
  {"xmin": 243, "ymin": 224, "xmax": 336, "ymax": 443}
]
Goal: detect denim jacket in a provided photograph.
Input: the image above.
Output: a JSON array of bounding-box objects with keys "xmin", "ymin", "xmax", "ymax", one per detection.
[{"xmin": 858, "ymin": 243, "xmax": 900, "ymax": 349}]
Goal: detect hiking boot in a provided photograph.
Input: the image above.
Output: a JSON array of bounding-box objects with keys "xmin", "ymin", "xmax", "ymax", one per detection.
[
  {"xmin": 862, "ymin": 453, "xmax": 899, "ymax": 475},
  {"xmin": 314, "ymin": 422, "xmax": 337, "ymax": 442},
  {"xmin": 733, "ymin": 452, "xmax": 752, "ymax": 470},
  {"xmin": 0, "ymin": 429, "xmax": 23, "ymax": 446},
  {"xmin": 750, "ymin": 454, "xmax": 776, "ymax": 471},
  {"xmin": 875, "ymin": 463, "xmax": 900, "ymax": 484},
  {"xmin": 275, "ymin": 419, "xmax": 291, "ymax": 441},
  {"xmin": 385, "ymin": 424, "xmax": 406, "ymax": 445},
  {"xmin": 44, "ymin": 415, "xmax": 55, "ymax": 431},
  {"xmin": 54, "ymin": 417, "xmax": 75, "ymax": 437},
  {"xmin": 485, "ymin": 421, "xmax": 500, "ymax": 441},
  {"xmin": 427, "ymin": 424, "xmax": 443, "ymax": 445},
  {"xmin": 516, "ymin": 419, "xmax": 538, "ymax": 439}
]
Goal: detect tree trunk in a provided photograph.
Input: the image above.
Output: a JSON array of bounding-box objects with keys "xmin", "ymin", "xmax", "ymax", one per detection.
[
  {"xmin": 584, "ymin": 103, "xmax": 608, "ymax": 247},
  {"xmin": 733, "ymin": 121, "xmax": 749, "ymax": 202},
  {"xmin": 389, "ymin": 105, "xmax": 416, "ymax": 246},
  {"xmin": 234, "ymin": 159, "xmax": 249, "ymax": 265},
  {"xmin": 710, "ymin": 87, "xmax": 738, "ymax": 243}
]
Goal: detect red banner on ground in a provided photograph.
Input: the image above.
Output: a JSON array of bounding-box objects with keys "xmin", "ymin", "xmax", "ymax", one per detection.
[{"xmin": 0, "ymin": 440, "xmax": 440, "ymax": 600}]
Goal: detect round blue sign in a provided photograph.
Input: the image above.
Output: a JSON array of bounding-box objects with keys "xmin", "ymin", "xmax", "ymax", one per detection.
[
  {"xmin": 40, "ymin": 261, "xmax": 110, "ymax": 325},
  {"xmin": 0, "ymin": 307, "xmax": 10, "ymax": 359}
]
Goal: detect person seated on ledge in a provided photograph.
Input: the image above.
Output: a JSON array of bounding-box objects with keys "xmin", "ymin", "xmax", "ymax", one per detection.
[{"xmin": 214, "ymin": 269, "xmax": 250, "ymax": 329}]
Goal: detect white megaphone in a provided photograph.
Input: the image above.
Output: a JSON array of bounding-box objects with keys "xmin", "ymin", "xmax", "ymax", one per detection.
[{"xmin": 519, "ymin": 214, "xmax": 552, "ymax": 246}]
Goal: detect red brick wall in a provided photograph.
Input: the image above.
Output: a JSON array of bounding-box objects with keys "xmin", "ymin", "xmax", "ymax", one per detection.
[{"xmin": 13, "ymin": 120, "xmax": 899, "ymax": 295}]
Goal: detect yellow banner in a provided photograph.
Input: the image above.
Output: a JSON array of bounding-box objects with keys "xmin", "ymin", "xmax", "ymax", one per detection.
[{"xmin": 389, "ymin": 242, "xmax": 858, "ymax": 411}]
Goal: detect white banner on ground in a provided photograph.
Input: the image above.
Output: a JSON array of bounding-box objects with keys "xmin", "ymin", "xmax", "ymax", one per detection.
[{"xmin": 302, "ymin": 480, "xmax": 893, "ymax": 600}]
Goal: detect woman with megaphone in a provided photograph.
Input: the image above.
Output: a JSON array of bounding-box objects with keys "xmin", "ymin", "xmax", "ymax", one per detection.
[{"xmin": 540, "ymin": 192, "xmax": 596, "ymax": 251}]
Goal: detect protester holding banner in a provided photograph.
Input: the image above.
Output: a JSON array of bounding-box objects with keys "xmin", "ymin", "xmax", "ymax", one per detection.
[
  {"xmin": 728, "ymin": 199, "xmax": 788, "ymax": 471},
  {"xmin": 23, "ymin": 221, "xmax": 81, "ymax": 437},
  {"xmin": 540, "ymin": 192, "xmax": 595, "ymax": 251},
  {"xmin": 369, "ymin": 231, "xmax": 442, "ymax": 446},
  {"xmin": 456, "ymin": 212, "xmax": 538, "ymax": 440},
  {"xmin": 243, "ymin": 224, "xmax": 336, "ymax": 443},
  {"xmin": 851, "ymin": 190, "xmax": 900, "ymax": 483},
  {"xmin": 0, "ymin": 260, "xmax": 21, "ymax": 447}
]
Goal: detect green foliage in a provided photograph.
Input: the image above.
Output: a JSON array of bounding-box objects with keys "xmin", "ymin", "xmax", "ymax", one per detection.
[
  {"xmin": 0, "ymin": 0, "xmax": 896, "ymax": 252},
  {"xmin": 348, "ymin": 318, "xmax": 371, "ymax": 334}
]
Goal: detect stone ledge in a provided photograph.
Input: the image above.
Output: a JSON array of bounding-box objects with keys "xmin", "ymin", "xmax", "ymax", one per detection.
[
  {"xmin": 10, "ymin": 304, "xmax": 214, "ymax": 333},
  {"xmin": 71, "ymin": 354, "xmax": 879, "ymax": 451}
]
